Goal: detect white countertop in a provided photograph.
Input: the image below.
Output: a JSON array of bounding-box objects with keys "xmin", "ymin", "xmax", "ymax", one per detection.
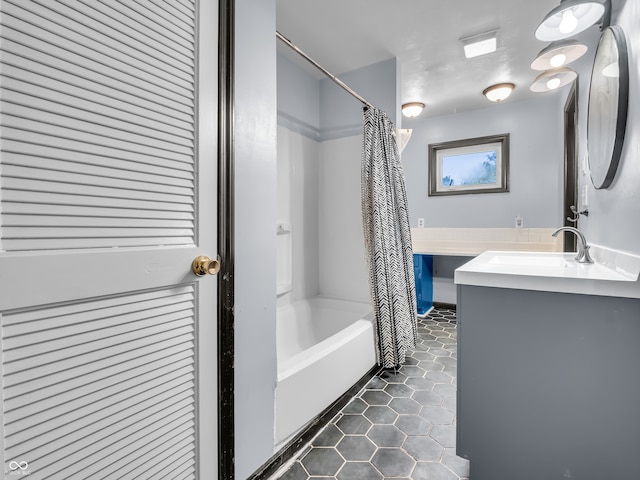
[{"xmin": 454, "ymin": 248, "xmax": 640, "ymax": 299}]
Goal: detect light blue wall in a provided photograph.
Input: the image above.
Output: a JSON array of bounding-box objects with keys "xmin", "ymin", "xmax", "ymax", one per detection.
[
  {"xmin": 402, "ymin": 95, "xmax": 563, "ymax": 228},
  {"xmin": 319, "ymin": 57, "xmax": 399, "ymax": 140},
  {"xmin": 277, "ymin": 53, "xmax": 321, "ymax": 139},
  {"xmin": 579, "ymin": 0, "xmax": 640, "ymax": 255},
  {"xmin": 277, "ymin": 53, "xmax": 399, "ymax": 140},
  {"xmin": 234, "ymin": 0, "xmax": 278, "ymax": 478}
]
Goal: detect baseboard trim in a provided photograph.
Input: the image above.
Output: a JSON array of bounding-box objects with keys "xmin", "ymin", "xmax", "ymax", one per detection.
[{"xmin": 433, "ymin": 301, "xmax": 457, "ymax": 310}]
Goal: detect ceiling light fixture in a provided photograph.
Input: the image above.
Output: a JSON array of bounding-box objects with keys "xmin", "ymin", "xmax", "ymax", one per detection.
[
  {"xmin": 531, "ymin": 40, "xmax": 588, "ymax": 70},
  {"xmin": 460, "ymin": 30, "xmax": 498, "ymax": 59},
  {"xmin": 530, "ymin": 67, "xmax": 577, "ymax": 92},
  {"xmin": 483, "ymin": 83, "xmax": 515, "ymax": 102},
  {"xmin": 401, "ymin": 102, "xmax": 425, "ymax": 118},
  {"xmin": 535, "ymin": 0, "xmax": 608, "ymax": 41}
]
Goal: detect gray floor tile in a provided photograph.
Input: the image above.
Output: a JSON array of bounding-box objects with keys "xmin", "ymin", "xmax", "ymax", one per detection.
[
  {"xmin": 367, "ymin": 424, "xmax": 406, "ymax": 447},
  {"xmin": 403, "ymin": 435, "xmax": 445, "ymax": 462},
  {"xmin": 300, "ymin": 448, "xmax": 344, "ymax": 476},
  {"xmin": 335, "ymin": 414, "xmax": 372, "ymax": 435},
  {"xmin": 430, "ymin": 424, "xmax": 457, "ymax": 448},
  {"xmin": 336, "ymin": 435, "xmax": 376, "ymax": 461},
  {"xmin": 364, "ymin": 405, "xmax": 398, "ymax": 424},
  {"xmin": 371, "ymin": 447, "xmax": 415, "ymax": 477},
  {"xmin": 412, "ymin": 462, "xmax": 460, "ymax": 480},
  {"xmin": 336, "ymin": 461, "xmax": 382, "ymax": 480}
]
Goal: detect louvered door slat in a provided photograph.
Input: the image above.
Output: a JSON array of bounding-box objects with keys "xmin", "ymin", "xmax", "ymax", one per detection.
[
  {"xmin": 4, "ymin": 1, "xmax": 194, "ymax": 82},
  {"xmin": 3, "ymin": 190, "xmax": 193, "ymax": 212},
  {"xmin": 1, "ymin": 141, "xmax": 195, "ymax": 178},
  {"xmin": 3, "ymin": 215, "xmax": 194, "ymax": 229},
  {"xmin": 2, "ymin": 116, "xmax": 194, "ymax": 160},
  {"xmin": 100, "ymin": 0, "xmax": 195, "ymax": 45},
  {"xmin": 7, "ymin": 367, "xmax": 194, "ymax": 446},
  {"xmin": 5, "ymin": 354, "xmax": 194, "ymax": 427},
  {"xmin": 4, "ymin": 320, "xmax": 194, "ymax": 369},
  {"xmin": 74, "ymin": 423, "xmax": 196, "ymax": 480},
  {"xmin": 2, "ymin": 286, "xmax": 197, "ymax": 478},
  {"xmin": 174, "ymin": 0, "xmax": 197, "ymax": 15},
  {"xmin": 1, "ymin": 84, "xmax": 194, "ymax": 147},
  {"xmin": 1, "ymin": 50, "xmax": 194, "ymax": 126},
  {"xmin": 76, "ymin": 417, "xmax": 194, "ymax": 479},
  {"xmin": 2, "ymin": 236, "xmax": 194, "ymax": 251},
  {"xmin": 150, "ymin": 0, "xmax": 195, "ymax": 23},
  {"xmin": 2, "ymin": 127, "xmax": 193, "ymax": 168},
  {"xmin": 1, "ymin": 24, "xmax": 194, "ymax": 103},
  {"xmin": 6, "ymin": 336, "xmax": 194, "ymax": 402},
  {"xmin": 2, "ymin": 165, "xmax": 194, "ymax": 197},
  {"xmin": 3, "ymin": 177, "xmax": 193, "ymax": 204},
  {"xmin": 3, "ymin": 201, "xmax": 194, "ymax": 220},
  {"xmin": 2, "ymin": 153, "xmax": 194, "ymax": 188},
  {"xmin": 4, "ymin": 302, "xmax": 194, "ymax": 351},
  {"xmin": 53, "ymin": 0, "xmax": 195, "ymax": 59},
  {"xmin": 27, "ymin": 400, "xmax": 195, "ymax": 479},
  {"xmin": 121, "ymin": 438, "xmax": 195, "ymax": 480},
  {"xmin": 4, "ymin": 288, "xmax": 194, "ymax": 326},
  {"xmin": 1, "ymin": 104, "xmax": 193, "ymax": 155}
]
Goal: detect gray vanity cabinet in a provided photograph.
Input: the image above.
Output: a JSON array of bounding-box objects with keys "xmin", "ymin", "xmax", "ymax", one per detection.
[{"xmin": 456, "ymin": 284, "xmax": 640, "ymax": 480}]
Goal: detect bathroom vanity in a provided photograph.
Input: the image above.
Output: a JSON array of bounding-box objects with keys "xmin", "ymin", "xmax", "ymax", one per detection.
[{"xmin": 455, "ymin": 250, "xmax": 640, "ymax": 480}]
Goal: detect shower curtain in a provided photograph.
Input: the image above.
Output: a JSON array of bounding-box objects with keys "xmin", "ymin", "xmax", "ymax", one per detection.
[{"xmin": 361, "ymin": 106, "xmax": 417, "ymax": 368}]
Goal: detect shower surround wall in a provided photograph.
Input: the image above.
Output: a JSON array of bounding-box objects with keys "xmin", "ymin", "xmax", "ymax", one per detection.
[
  {"xmin": 277, "ymin": 54, "xmax": 400, "ymax": 305},
  {"xmin": 275, "ymin": 54, "xmax": 400, "ymax": 444}
]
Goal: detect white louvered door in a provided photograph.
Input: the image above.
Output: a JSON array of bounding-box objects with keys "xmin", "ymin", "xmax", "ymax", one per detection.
[{"xmin": 0, "ymin": 1, "xmax": 218, "ymax": 478}]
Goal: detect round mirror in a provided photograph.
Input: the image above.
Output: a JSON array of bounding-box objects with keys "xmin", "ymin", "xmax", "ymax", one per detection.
[{"xmin": 587, "ymin": 25, "xmax": 629, "ymax": 189}]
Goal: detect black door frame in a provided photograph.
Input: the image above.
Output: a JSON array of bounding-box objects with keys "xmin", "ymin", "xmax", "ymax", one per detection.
[{"xmin": 218, "ymin": 0, "xmax": 235, "ymax": 478}]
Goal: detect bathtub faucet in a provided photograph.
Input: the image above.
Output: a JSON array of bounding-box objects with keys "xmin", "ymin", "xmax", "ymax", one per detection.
[{"xmin": 552, "ymin": 227, "xmax": 594, "ymax": 264}]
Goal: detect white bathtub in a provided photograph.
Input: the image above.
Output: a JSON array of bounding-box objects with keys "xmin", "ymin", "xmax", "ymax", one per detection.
[{"xmin": 274, "ymin": 296, "xmax": 376, "ymax": 445}]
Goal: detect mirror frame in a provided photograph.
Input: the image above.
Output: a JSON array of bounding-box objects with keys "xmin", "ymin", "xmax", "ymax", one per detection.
[{"xmin": 587, "ymin": 25, "xmax": 629, "ymax": 190}]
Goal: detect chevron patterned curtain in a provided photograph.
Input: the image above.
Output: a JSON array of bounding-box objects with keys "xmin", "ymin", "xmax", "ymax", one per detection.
[{"xmin": 361, "ymin": 107, "xmax": 417, "ymax": 368}]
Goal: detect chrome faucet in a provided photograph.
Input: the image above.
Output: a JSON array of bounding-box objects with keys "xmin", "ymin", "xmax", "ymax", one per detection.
[{"xmin": 552, "ymin": 227, "xmax": 594, "ymax": 264}]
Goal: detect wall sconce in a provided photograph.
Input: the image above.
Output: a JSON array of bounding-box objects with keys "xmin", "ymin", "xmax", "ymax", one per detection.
[
  {"xmin": 483, "ymin": 83, "xmax": 515, "ymax": 102},
  {"xmin": 401, "ymin": 102, "xmax": 425, "ymax": 118},
  {"xmin": 535, "ymin": 0, "xmax": 608, "ymax": 41},
  {"xmin": 460, "ymin": 30, "xmax": 498, "ymax": 58},
  {"xmin": 530, "ymin": 67, "xmax": 577, "ymax": 92},
  {"xmin": 531, "ymin": 40, "xmax": 588, "ymax": 70}
]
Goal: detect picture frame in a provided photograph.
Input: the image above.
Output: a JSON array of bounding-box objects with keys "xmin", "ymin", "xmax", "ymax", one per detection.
[{"xmin": 428, "ymin": 133, "xmax": 509, "ymax": 196}]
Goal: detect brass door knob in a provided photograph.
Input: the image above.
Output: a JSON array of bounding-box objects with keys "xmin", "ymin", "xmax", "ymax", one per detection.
[{"xmin": 192, "ymin": 255, "xmax": 221, "ymax": 276}]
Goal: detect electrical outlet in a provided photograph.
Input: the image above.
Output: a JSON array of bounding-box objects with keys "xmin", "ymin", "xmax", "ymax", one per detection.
[
  {"xmin": 515, "ymin": 215, "xmax": 524, "ymax": 228},
  {"xmin": 418, "ymin": 218, "xmax": 425, "ymax": 228}
]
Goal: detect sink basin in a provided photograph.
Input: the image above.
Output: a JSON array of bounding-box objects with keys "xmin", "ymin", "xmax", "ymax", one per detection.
[
  {"xmin": 455, "ymin": 249, "xmax": 640, "ymax": 299},
  {"xmin": 487, "ymin": 253, "xmax": 570, "ymax": 268}
]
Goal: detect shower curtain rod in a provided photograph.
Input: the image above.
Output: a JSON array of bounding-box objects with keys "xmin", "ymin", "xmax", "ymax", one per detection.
[{"xmin": 276, "ymin": 31, "xmax": 376, "ymax": 110}]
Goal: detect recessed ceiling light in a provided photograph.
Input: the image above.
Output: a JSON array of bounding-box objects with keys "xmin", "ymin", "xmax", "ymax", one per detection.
[
  {"xmin": 460, "ymin": 30, "xmax": 498, "ymax": 59},
  {"xmin": 483, "ymin": 83, "xmax": 515, "ymax": 102}
]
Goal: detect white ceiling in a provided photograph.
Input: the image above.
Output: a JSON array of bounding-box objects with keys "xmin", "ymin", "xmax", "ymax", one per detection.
[{"xmin": 275, "ymin": 0, "xmax": 596, "ymax": 117}]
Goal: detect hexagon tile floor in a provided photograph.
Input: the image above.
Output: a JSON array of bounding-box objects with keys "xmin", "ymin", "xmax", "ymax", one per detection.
[{"xmin": 269, "ymin": 307, "xmax": 469, "ymax": 480}]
